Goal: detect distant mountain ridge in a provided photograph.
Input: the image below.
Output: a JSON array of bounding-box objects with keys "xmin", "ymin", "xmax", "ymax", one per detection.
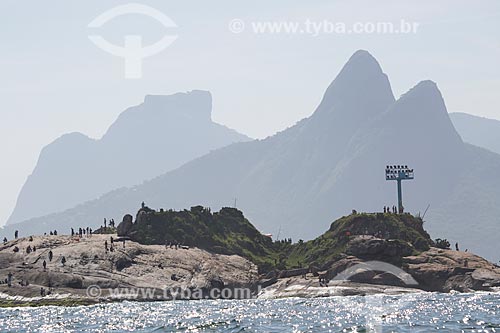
[
  {"xmin": 6, "ymin": 90, "xmax": 250, "ymax": 225},
  {"xmin": 450, "ymin": 112, "xmax": 500, "ymax": 155},
  {"xmin": 5, "ymin": 51, "xmax": 500, "ymax": 262}
]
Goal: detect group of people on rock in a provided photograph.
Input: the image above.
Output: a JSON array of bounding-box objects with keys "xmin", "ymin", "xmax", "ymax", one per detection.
[
  {"xmin": 71, "ymin": 227, "xmax": 93, "ymax": 238},
  {"xmin": 102, "ymin": 218, "xmax": 116, "ymax": 229},
  {"xmin": 40, "ymin": 286, "xmax": 54, "ymax": 296},
  {"xmin": 41, "ymin": 250, "xmax": 56, "ymax": 271},
  {"xmin": 383, "ymin": 205, "xmax": 400, "ymax": 214},
  {"xmin": 104, "ymin": 236, "xmax": 126, "ymax": 253},
  {"xmin": 165, "ymin": 241, "xmax": 189, "ymax": 250}
]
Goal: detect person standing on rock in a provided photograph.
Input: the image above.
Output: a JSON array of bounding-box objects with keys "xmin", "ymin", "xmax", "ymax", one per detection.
[
  {"xmin": 43, "ymin": 260, "xmax": 47, "ymax": 271},
  {"xmin": 455, "ymin": 243, "xmax": 459, "ymax": 251},
  {"xmin": 48, "ymin": 250, "xmax": 53, "ymax": 262},
  {"xmin": 3, "ymin": 237, "xmax": 7, "ymax": 244},
  {"xmin": 14, "ymin": 230, "xmax": 18, "ymax": 239},
  {"xmin": 104, "ymin": 218, "xmax": 107, "ymax": 229},
  {"xmin": 71, "ymin": 228, "xmax": 75, "ymax": 236}
]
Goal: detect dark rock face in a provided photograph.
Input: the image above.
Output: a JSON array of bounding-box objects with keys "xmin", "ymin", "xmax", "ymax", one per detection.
[
  {"xmin": 346, "ymin": 236, "xmax": 414, "ymax": 264},
  {"xmin": 277, "ymin": 268, "xmax": 309, "ymax": 279},
  {"xmin": 115, "ymin": 256, "xmax": 134, "ymax": 271},
  {"xmin": 325, "ymin": 256, "xmax": 363, "ymax": 281},
  {"xmin": 117, "ymin": 214, "xmax": 133, "ymax": 236}
]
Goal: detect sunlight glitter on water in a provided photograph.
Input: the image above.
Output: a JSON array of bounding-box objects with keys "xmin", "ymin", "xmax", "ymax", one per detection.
[{"xmin": 0, "ymin": 293, "xmax": 499, "ymax": 332}]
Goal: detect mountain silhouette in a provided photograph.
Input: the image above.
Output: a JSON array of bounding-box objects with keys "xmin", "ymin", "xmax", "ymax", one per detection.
[
  {"xmin": 450, "ymin": 112, "xmax": 500, "ymax": 155},
  {"xmin": 6, "ymin": 90, "xmax": 250, "ymax": 225},
  {"xmin": 4, "ymin": 51, "xmax": 500, "ymax": 262}
]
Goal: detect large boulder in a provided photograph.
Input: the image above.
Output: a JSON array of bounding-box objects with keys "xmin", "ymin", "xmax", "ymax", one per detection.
[
  {"xmin": 117, "ymin": 214, "xmax": 133, "ymax": 236},
  {"xmin": 346, "ymin": 236, "xmax": 414, "ymax": 264}
]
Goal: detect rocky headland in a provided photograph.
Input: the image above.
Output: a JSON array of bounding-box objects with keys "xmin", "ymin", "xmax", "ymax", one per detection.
[{"xmin": 0, "ymin": 207, "xmax": 499, "ymax": 306}]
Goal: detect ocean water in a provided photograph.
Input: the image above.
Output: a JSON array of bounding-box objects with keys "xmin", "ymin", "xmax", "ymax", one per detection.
[{"xmin": 0, "ymin": 292, "xmax": 499, "ymax": 332}]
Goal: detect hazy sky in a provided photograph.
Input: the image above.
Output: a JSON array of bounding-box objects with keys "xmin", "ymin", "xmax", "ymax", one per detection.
[{"xmin": 1, "ymin": 0, "xmax": 499, "ymax": 226}]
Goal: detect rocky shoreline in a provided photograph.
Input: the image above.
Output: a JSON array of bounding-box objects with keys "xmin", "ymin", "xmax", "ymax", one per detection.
[
  {"xmin": 0, "ymin": 234, "xmax": 258, "ymax": 307},
  {"xmin": 1, "ymin": 232, "xmax": 500, "ymax": 307}
]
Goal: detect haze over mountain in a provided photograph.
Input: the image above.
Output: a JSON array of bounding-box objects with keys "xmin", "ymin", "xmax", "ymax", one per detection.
[
  {"xmin": 5, "ymin": 51, "xmax": 500, "ymax": 262},
  {"xmin": 6, "ymin": 91, "xmax": 250, "ymax": 225},
  {"xmin": 450, "ymin": 112, "xmax": 500, "ymax": 155}
]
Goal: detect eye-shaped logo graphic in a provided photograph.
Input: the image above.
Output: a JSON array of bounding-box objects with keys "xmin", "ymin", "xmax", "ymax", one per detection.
[{"xmin": 88, "ymin": 3, "xmax": 178, "ymax": 79}]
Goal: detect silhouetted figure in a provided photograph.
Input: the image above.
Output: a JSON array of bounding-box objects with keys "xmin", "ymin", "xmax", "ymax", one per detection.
[
  {"xmin": 89, "ymin": 228, "xmax": 92, "ymax": 235},
  {"xmin": 86, "ymin": 227, "xmax": 90, "ymax": 235},
  {"xmin": 141, "ymin": 201, "xmax": 145, "ymax": 209},
  {"xmin": 48, "ymin": 250, "xmax": 53, "ymax": 262},
  {"xmin": 26, "ymin": 246, "xmax": 32, "ymax": 254},
  {"xmin": 79, "ymin": 228, "xmax": 82, "ymax": 237},
  {"xmin": 455, "ymin": 243, "xmax": 459, "ymax": 251},
  {"xmin": 40, "ymin": 287, "xmax": 46, "ymax": 297},
  {"xmin": 383, "ymin": 206, "xmax": 387, "ymax": 213},
  {"xmin": 104, "ymin": 218, "xmax": 107, "ymax": 229},
  {"xmin": 110, "ymin": 236, "xmax": 114, "ymax": 244},
  {"xmin": 71, "ymin": 228, "xmax": 75, "ymax": 236},
  {"xmin": 33, "ymin": 246, "xmax": 36, "ymax": 252},
  {"xmin": 29, "ymin": 236, "xmax": 33, "ymax": 242},
  {"xmin": 50, "ymin": 231, "xmax": 53, "ymax": 236},
  {"xmin": 105, "ymin": 240, "xmax": 108, "ymax": 252},
  {"xmin": 3, "ymin": 237, "xmax": 7, "ymax": 244},
  {"xmin": 43, "ymin": 260, "xmax": 47, "ymax": 271},
  {"xmin": 14, "ymin": 230, "xmax": 18, "ymax": 239},
  {"xmin": 13, "ymin": 246, "xmax": 19, "ymax": 253},
  {"xmin": 61, "ymin": 256, "xmax": 66, "ymax": 266},
  {"xmin": 7, "ymin": 272, "xmax": 12, "ymax": 287},
  {"xmin": 53, "ymin": 230, "xmax": 57, "ymax": 236}
]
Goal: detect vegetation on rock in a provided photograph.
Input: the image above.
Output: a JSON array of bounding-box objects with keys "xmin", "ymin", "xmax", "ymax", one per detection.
[
  {"xmin": 121, "ymin": 207, "xmax": 433, "ymax": 273},
  {"xmin": 126, "ymin": 206, "xmax": 277, "ymax": 271}
]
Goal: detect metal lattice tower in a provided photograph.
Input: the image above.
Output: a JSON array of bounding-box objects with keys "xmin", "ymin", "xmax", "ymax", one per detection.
[{"xmin": 385, "ymin": 165, "xmax": 414, "ymax": 214}]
